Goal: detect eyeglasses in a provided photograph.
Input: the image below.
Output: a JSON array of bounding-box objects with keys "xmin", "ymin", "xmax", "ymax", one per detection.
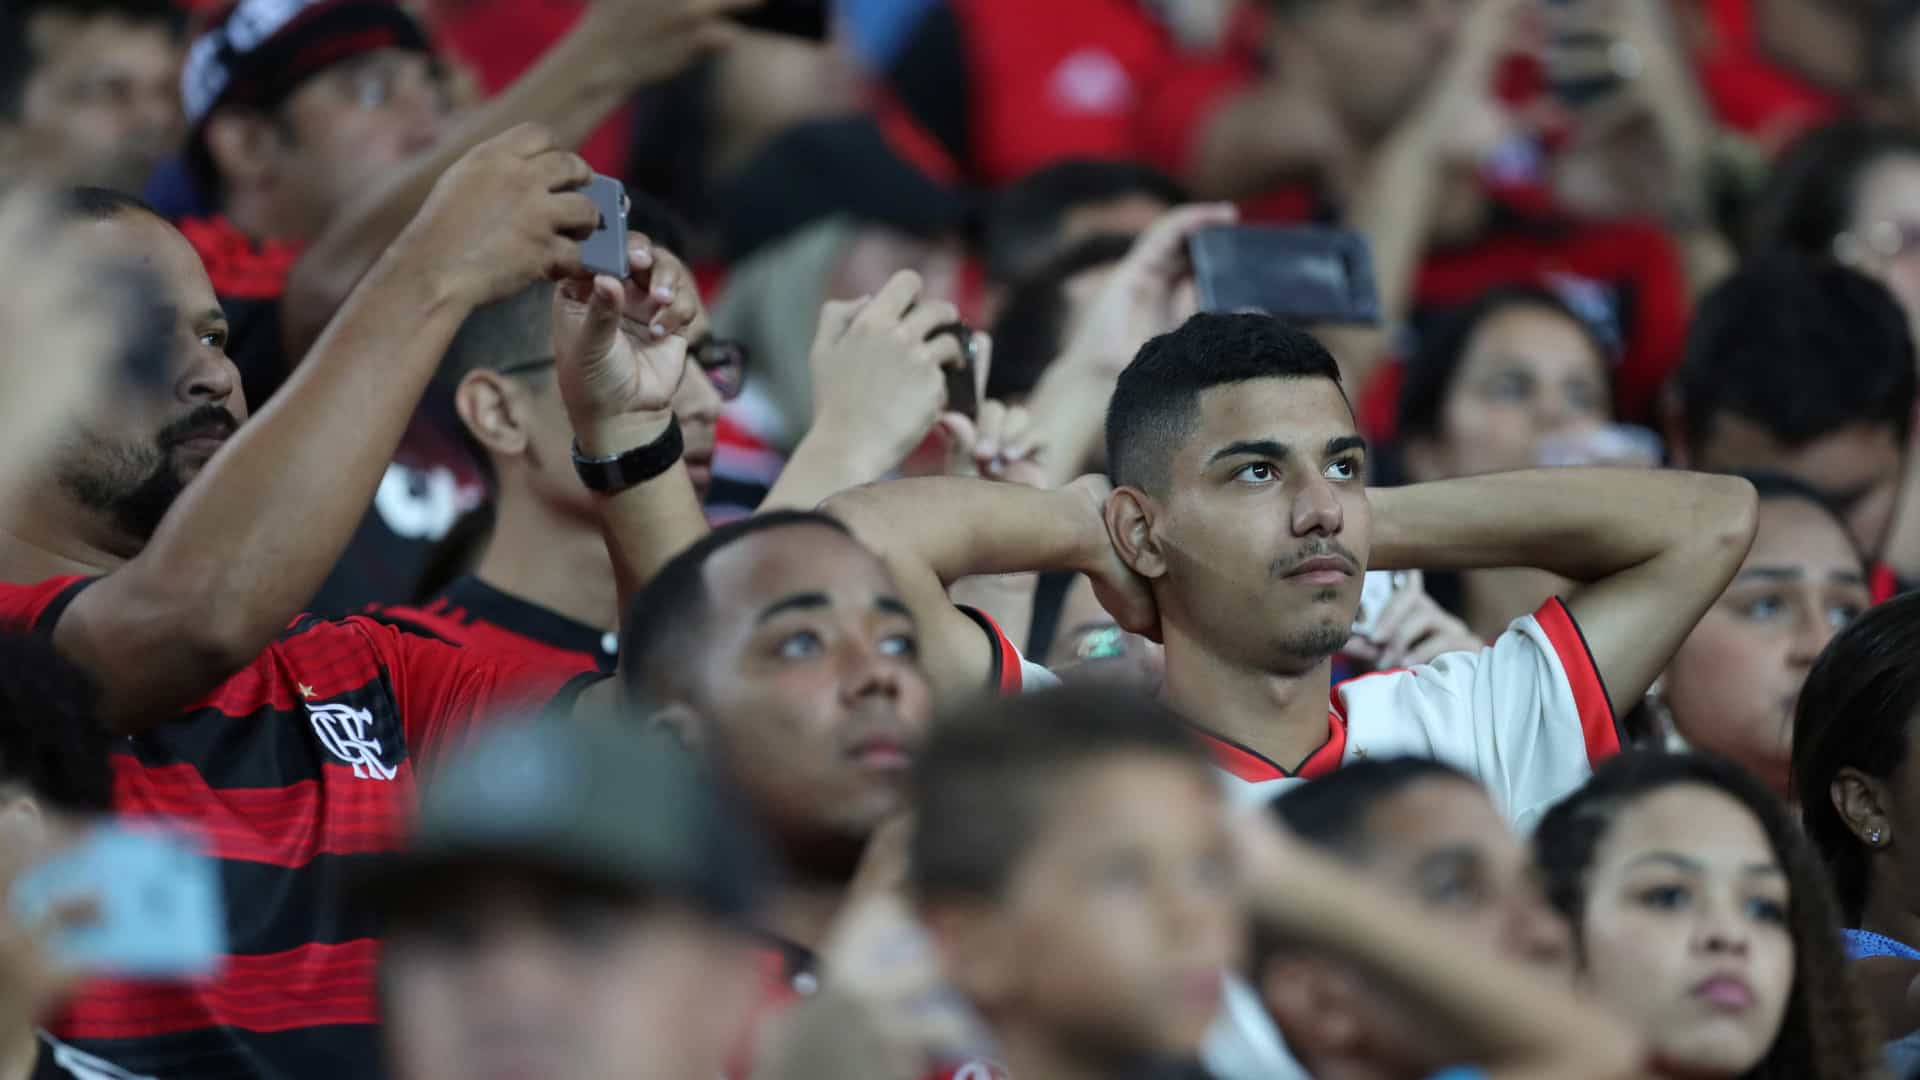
[
  {"xmin": 1834, "ymin": 221, "xmax": 1920, "ymax": 266},
  {"xmin": 495, "ymin": 337, "xmax": 749, "ymax": 401}
]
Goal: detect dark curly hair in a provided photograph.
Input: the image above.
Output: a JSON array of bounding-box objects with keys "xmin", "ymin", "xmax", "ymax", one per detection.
[{"xmin": 1534, "ymin": 751, "xmax": 1880, "ymax": 1080}]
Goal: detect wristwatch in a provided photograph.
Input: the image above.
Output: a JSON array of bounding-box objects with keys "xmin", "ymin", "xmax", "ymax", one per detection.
[{"xmin": 572, "ymin": 416, "xmax": 684, "ymax": 494}]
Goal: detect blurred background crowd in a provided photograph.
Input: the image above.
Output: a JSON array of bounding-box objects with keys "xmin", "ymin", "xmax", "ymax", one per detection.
[{"xmin": 8, "ymin": 0, "xmax": 1920, "ymax": 1078}]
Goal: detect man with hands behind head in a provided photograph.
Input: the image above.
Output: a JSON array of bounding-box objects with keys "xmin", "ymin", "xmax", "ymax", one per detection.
[
  {"xmin": 826, "ymin": 312, "xmax": 1758, "ymax": 827},
  {"xmin": 0, "ymin": 125, "xmax": 697, "ymax": 1078}
]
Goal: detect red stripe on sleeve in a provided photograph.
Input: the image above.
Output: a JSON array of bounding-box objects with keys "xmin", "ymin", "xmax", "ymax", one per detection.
[
  {"xmin": 1532, "ymin": 598, "xmax": 1619, "ymax": 765},
  {"xmin": 57, "ymin": 940, "xmax": 382, "ymax": 1038},
  {"xmin": 113, "ymin": 761, "xmax": 410, "ymax": 865},
  {"xmin": 968, "ymin": 608, "xmax": 1025, "ymax": 696}
]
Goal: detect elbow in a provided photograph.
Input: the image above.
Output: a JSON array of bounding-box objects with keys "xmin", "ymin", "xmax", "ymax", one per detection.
[
  {"xmin": 1695, "ymin": 473, "xmax": 1760, "ymax": 561},
  {"xmin": 818, "ymin": 482, "xmax": 888, "ymax": 538}
]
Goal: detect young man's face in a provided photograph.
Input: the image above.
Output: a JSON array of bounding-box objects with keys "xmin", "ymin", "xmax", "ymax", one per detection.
[
  {"xmin": 14, "ymin": 11, "xmax": 182, "ymax": 191},
  {"xmin": 977, "ymin": 753, "xmax": 1238, "ymax": 1060},
  {"xmin": 58, "ymin": 210, "xmax": 246, "ymax": 545},
  {"xmin": 1689, "ymin": 411, "xmax": 1905, "ymax": 558},
  {"xmin": 680, "ymin": 526, "xmax": 932, "ymax": 858},
  {"xmin": 1150, "ymin": 375, "xmax": 1372, "ymax": 675},
  {"xmin": 384, "ymin": 876, "xmax": 759, "ymax": 1080},
  {"xmin": 260, "ymin": 49, "xmax": 447, "ymax": 238}
]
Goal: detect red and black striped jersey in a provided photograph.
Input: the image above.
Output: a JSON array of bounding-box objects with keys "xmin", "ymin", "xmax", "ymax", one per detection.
[
  {"xmin": 364, "ymin": 575, "xmax": 618, "ymax": 679},
  {"xmin": 0, "ymin": 576, "xmax": 582, "ymax": 1080}
]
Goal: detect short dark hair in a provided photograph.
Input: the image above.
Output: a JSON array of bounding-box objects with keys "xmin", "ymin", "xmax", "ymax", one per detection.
[
  {"xmin": 57, "ymin": 185, "xmax": 164, "ymax": 225},
  {"xmin": 1535, "ymin": 750, "xmax": 1879, "ymax": 1080},
  {"xmin": 1397, "ymin": 285, "xmax": 1615, "ymax": 441},
  {"xmin": 909, "ymin": 686, "xmax": 1209, "ymax": 901},
  {"xmin": 986, "ymin": 231, "xmax": 1136, "ymax": 401},
  {"xmin": 1793, "ymin": 590, "xmax": 1920, "ymax": 923},
  {"xmin": 1106, "ymin": 312, "xmax": 1346, "ymax": 495},
  {"xmin": 1678, "ymin": 257, "xmax": 1915, "ymax": 454},
  {"xmin": 0, "ymin": 0, "xmax": 182, "ymax": 121},
  {"xmin": 1746, "ymin": 122, "xmax": 1920, "ymax": 259},
  {"xmin": 983, "ymin": 159, "xmax": 1186, "ymax": 284},
  {"xmin": 620, "ymin": 511, "xmax": 856, "ymax": 699},
  {"xmin": 1268, "ymin": 757, "xmax": 1476, "ymax": 860},
  {"xmin": 0, "ymin": 633, "xmax": 112, "ymax": 814}
]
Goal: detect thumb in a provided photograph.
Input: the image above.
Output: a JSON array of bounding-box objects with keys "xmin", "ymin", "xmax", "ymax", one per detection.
[
  {"xmin": 936, "ymin": 413, "xmax": 980, "ymax": 476},
  {"xmin": 577, "ymin": 275, "xmax": 625, "ymax": 356},
  {"xmin": 812, "ymin": 297, "xmax": 866, "ymax": 354}
]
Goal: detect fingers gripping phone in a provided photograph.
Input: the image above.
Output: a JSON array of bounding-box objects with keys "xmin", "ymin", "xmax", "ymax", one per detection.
[
  {"xmin": 929, "ymin": 322, "xmax": 979, "ymax": 420},
  {"xmin": 1189, "ymin": 226, "xmax": 1381, "ymax": 326},
  {"xmin": 12, "ymin": 825, "xmax": 226, "ymax": 977},
  {"xmin": 581, "ymin": 174, "xmax": 630, "ymax": 280}
]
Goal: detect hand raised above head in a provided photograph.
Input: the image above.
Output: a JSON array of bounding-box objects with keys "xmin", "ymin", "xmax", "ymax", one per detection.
[{"xmin": 401, "ymin": 124, "xmax": 599, "ymax": 307}]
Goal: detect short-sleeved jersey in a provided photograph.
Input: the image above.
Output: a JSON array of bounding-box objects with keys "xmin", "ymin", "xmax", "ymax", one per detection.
[
  {"xmin": 0, "ymin": 576, "xmax": 581, "ymax": 1079},
  {"xmin": 365, "ymin": 574, "xmax": 618, "ymax": 679},
  {"xmin": 991, "ymin": 598, "xmax": 1617, "ymax": 830}
]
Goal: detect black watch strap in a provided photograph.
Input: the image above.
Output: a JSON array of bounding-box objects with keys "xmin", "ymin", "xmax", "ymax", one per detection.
[{"xmin": 572, "ymin": 416, "xmax": 684, "ymax": 494}]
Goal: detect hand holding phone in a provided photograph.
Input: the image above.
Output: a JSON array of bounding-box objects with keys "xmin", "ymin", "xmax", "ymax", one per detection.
[
  {"xmin": 1189, "ymin": 226, "xmax": 1380, "ymax": 326},
  {"xmin": 580, "ymin": 174, "xmax": 630, "ymax": 280},
  {"xmin": 11, "ymin": 825, "xmax": 226, "ymax": 978}
]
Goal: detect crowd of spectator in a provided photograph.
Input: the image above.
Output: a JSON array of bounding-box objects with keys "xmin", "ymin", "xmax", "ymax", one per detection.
[{"xmin": 6, "ymin": 0, "xmax": 1920, "ymax": 1078}]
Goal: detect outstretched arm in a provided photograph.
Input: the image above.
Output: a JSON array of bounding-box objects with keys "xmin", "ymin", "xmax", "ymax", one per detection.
[
  {"xmin": 1368, "ymin": 467, "xmax": 1758, "ymax": 718},
  {"xmin": 279, "ymin": 0, "xmax": 748, "ymax": 360},
  {"xmin": 52, "ymin": 127, "xmax": 598, "ymax": 731}
]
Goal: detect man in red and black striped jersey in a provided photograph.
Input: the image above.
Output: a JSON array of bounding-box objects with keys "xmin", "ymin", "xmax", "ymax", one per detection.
[{"xmin": 0, "ymin": 129, "xmax": 704, "ymax": 1078}]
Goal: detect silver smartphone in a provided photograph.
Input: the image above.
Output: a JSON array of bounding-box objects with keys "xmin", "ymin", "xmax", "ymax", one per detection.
[{"xmin": 581, "ymin": 173, "xmax": 630, "ymax": 280}]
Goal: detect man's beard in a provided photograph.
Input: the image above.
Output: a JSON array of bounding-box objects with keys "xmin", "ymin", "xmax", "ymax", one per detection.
[
  {"xmin": 1274, "ymin": 617, "xmax": 1352, "ymax": 668},
  {"xmin": 59, "ymin": 441, "xmax": 188, "ymax": 544}
]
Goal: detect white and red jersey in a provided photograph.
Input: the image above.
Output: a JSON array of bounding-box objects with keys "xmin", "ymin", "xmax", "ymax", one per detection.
[{"xmin": 989, "ymin": 598, "xmax": 1618, "ymax": 831}]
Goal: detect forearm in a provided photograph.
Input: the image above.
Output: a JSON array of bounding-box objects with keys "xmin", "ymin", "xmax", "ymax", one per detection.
[
  {"xmin": 1369, "ymin": 468, "xmax": 1751, "ymax": 581},
  {"xmin": 1182, "ymin": 85, "xmax": 1321, "ymax": 200},
  {"xmin": 282, "ymin": 17, "xmax": 639, "ymax": 354},
  {"xmin": 1318, "ymin": 137, "xmax": 1440, "ymax": 389},
  {"xmin": 63, "ymin": 252, "xmax": 472, "ymax": 727},
  {"xmin": 1250, "ymin": 846, "xmax": 1643, "ymax": 1073},
  {"xmin": 1020, "ymin": 360, "xmax": 1117, "ymax": 491},
  {"xmin": 577, "ymin": 410, "xmax": 711, "ymax": 618},
  {"xmin": 822, "ymin": 478, "xmax": 1101, "ymax": 588},
  {"xmin": 760, "ymin": 421, "xmax": 896, "ymax": 512}
]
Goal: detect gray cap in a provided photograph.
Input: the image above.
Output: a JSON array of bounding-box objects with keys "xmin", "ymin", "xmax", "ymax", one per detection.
[{"xmin": 360, "ymin": 718, "xmax": 767, "ymax": 920}]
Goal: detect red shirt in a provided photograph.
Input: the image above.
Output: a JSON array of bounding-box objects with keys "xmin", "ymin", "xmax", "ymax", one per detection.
[
  {"xmin": 1693, "ymin": 0, "xmax": 1849, "ymax": 150},
  {"xmin": 367, "ymin": 574, "xmax": 617, "ymax": 679},
  {"xmin": 1, "ymin": 577, "xmax": 579, "ymax": 1078}
]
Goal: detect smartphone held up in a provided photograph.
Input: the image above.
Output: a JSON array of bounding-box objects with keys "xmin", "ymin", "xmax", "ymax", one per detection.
[{"xmin": 1189, "ymin": 225, "xmax": 1381, "ymax": 326}]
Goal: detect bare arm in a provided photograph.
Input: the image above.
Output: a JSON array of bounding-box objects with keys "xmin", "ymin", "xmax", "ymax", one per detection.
[
  {"xmin": 821, "ymin": 477, "xmax": 1151, "ymax": 704},
  {"xmin": 1368, "ymin": 468, "xmax": 1758, "ymax": 719},
  {"xmin": 54, "ymin": 127, "xmax": 599, "ymax": 731},
  {"xmin": 279, "ymin": 0, "xmax": 746, "ymax": 359},
  {"xmin": 1242, "ymin": 820, "xmax": 1646, "ymax": 1079}
]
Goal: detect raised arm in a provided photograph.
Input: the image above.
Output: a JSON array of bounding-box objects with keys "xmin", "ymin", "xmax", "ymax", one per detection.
[
  {"xmin": 55, "ymin": 126, "xmax": 599, "ymax": 730},
  {"xmin": 278, "ymin": 0, "xmax": 748, "ymax": 359},
  {"xmin": 1368, "ymin": 467, "xmax": 1758, "ymax": 720},
  {"xmin": 1241, "ymin": 818, "xmax": 1646, "ymax": 1080},
  {"xmin": 821, "ymin": 477, "xmax": 1153, "ymax": 704}
]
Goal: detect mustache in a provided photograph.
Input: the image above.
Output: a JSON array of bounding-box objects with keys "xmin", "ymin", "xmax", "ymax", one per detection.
[
  {"xmin": 1267, "ymin": 542, "xmax": 1362, "ymax": 579},
  {"xmin": 158, "ymin": 406, "xmax": 240, "ymax": 448}
]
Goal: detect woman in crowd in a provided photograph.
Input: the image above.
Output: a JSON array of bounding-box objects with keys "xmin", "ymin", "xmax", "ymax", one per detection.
[
  {"xmin": 1638, "ymin": 473, "xmax": 1872, "ymax": 795},
  {"xmin": 1534, "ymin": 751, "xmax": 1880, "ymax": 1079},
  {"xmin": 1793, "ymin": 590, "xmax": 1920, "ymax": 1039},
  {"xmin": 1398, "ymin": 285, "xmax": 1639, "ymax": 640},
  {"xmin": 1748, "ymin": 122, "xmax": 1920, "ymax": 337}
]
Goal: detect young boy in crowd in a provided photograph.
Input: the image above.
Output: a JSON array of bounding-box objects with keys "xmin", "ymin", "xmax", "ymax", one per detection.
[{"xmin": 908, "ymin": 686, "xmax": 1241, "ymax": 1080}]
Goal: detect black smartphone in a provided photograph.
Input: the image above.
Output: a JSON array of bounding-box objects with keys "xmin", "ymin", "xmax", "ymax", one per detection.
[
  {"xmin": 1188, "ymin": 225, "xmax": 1380, "ymax": 326},
  {"xmin": 929, "ymin": 322, "xmax": 978, "ymax": 420},
  {"xmin": 731, "ymin": 0, "xmax": 829, "ymax": 41}
]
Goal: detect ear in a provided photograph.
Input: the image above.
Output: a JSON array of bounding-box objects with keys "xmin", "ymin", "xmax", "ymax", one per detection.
[
  {"xmin": 1657, "ymin": 384, "xmax": 1693, "ymax": 469},
  {"xmin": 202, "ymin": 109, "xmax": 281, "ymax": 190},
  {"xmin": 454, "ymin": 371, "xmax": 533, "ymax": 461},
  {"xmin": 1105, "ymin": 485, "xmax": 1168, "ymax": 580},
  {"xmin": 1260, "ymin": 955, "xmax": 1366, "ymax": 1062},
  {"xmin": 648, "ymin": 702, "xmax": 706, "ymax": 752},
  {"xmin": 920, "ymin": 898, "xmax": 1019, "ymax": 1012},
  {"xmin": 1834, "ymin": 767, "xmax": 1895, "ymax": 847}
]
